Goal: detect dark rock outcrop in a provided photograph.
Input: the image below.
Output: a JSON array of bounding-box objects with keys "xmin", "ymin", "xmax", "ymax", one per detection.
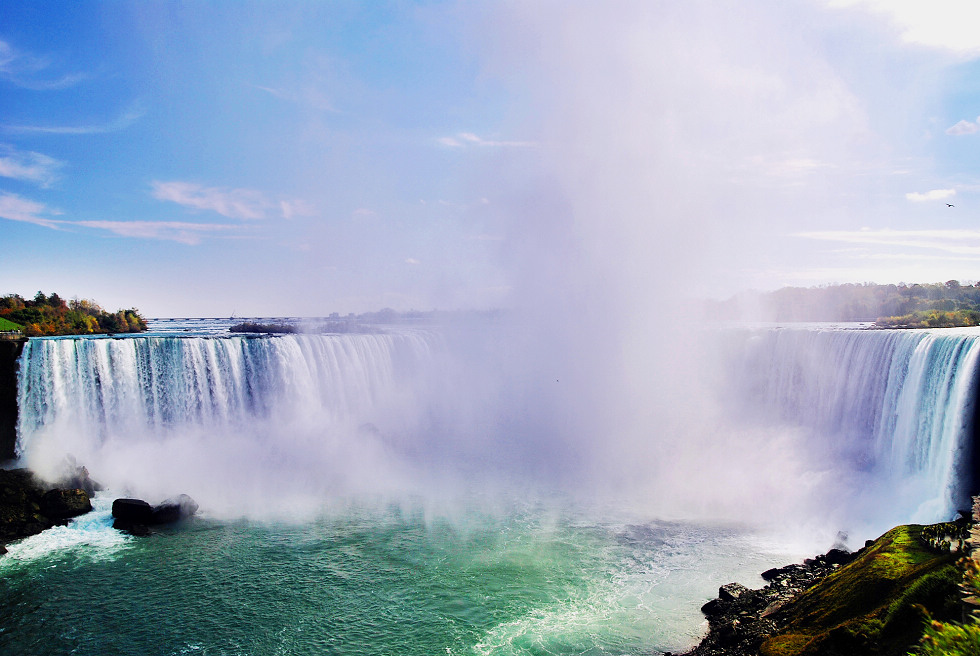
[
  {"xmin": 112, "ymin": 494, "xmax": 198, "ymax": 535},
  {"xmin": 0, "ymin": 467, "xmax": 92, "ymax": 547},
  {"xmin": 0, "ymin": 339, "xmax": 26, "ymax": 461},
  {"xmin": 151, "ymin": 494, "xmax": 199, "ymax": 523},
  {"xmin": 54, "ymin": 463, "xmax": 103, "ymax": 497},
  {"xmin": 677, "ymin": 547, "xmax": 860, "ymax": 656},
  {"xmin": 40, "ymin": 488, "xmax": 92, "ymax": 520}
]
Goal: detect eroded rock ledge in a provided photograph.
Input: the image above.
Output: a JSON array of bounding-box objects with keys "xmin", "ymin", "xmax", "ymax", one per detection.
[
  {"xmin": 673, "ymin": 521, "xmax": 967, "ymax": 656},
  {"xmin": 0, "ymin": 466, "xmax": 97, "ymax": 553},
  {"xmin": 673, "ymin": 549, "xmax": 857, "ymax": 656}
]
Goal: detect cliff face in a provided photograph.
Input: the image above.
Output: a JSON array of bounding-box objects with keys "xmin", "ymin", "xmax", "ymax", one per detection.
[{"xmin": 0, "ymin": 338, "xmax": 25, "ymax": 461}]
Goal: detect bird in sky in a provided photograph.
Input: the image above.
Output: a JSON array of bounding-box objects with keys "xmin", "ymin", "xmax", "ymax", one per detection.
[{"xmin": 947, "ymin": 203, "xmax": 955, "ymax": 207}]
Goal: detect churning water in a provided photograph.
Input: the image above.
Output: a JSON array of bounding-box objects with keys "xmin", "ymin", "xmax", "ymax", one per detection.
[{"xmin": 4, "ymin": 320, "xmax": 980, "ymax": 654}]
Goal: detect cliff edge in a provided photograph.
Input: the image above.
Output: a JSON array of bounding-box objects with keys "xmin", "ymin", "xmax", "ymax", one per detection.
[{"xmin": 0, "ymin": 338, "xmax": 25, "ymax": 461}]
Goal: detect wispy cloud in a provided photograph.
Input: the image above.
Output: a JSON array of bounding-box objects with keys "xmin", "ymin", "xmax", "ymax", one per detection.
[
  {"xmin": 72, "ymin": 220, "xmax": 238, "ymax": 245},
  {"xmin": 905, "ymin": 188, "xmax": 955, "ymax": 202},
  {"xmin": 0, "ymin": 145, "xmax": 63, "ymax": 186},
  {"xmin": 4, "ymin": 101, "xmax": 145, "ymax": 135},
  {"xmin": 0, "ymin": 40, "xmax": 87, "ymax": 90},
  {"xmin": 152, "ymin": 181, "xmax": 273, "ymax": 220},
  {"xmin": 797, "ymin": 228, "xmax": 980, "ymax": 255},
  {"xmin": 153, "ymin": 181, "xmax": 312, "ymax": 221},
  {"xmin": 253, "ymin": 84, "xmax": 339, "ymax": 113},
  {"xmin": 279, "ymin": 199, "xmax": 315, "ymax": 219},
  {"xmin": 438, "ymin": 132, "xmax": 536, "ymax": 148},
  {"xmin": 946, "ymin": 118, "xmax": 980, "ymax": 135},
  {"xmin": 0, "ymin": 191, "xmax": 62, "ymax": 228}
]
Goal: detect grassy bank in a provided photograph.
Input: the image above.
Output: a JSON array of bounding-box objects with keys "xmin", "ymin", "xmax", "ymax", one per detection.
[{"xmin": 760, "ymin": 524, "xmax": 964, "ymax": 656}]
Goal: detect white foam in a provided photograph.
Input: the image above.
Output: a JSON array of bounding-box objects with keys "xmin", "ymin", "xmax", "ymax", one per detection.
[{"xmin": 0, "ymin": 493, "xmax": 131, "ymax": 566}]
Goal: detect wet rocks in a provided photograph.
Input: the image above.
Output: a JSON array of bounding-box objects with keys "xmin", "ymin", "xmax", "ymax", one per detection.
[
  {"xmin": 40, "ymin": 488, "xmax": 93, "ymax": 520},
  {"xmin": 679, "ymin": 547, "xmax": 860, "ymax": 656},
  {"xmin": 0, "ymin": 467, "xmax": 92, "ymax": 548},
  {"xmin": 112, "ymin": 494, "xmax": 198, "ymax": 535}
]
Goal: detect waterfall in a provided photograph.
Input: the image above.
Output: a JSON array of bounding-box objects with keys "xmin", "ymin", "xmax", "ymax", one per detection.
[
  {"xmin": 12, "ymin": 324, "xmax": 980, "ymax": 525},
  {"xmin": 730, "ymin": 326, "xmax": 980, "ymax": 522},
  {"xmin": 17, "ymin": 332, "xmax": 435, "ymax": 448},
  {"xmin": 14, "ymin": 332, "xmax": 439, "ymax": 513}
]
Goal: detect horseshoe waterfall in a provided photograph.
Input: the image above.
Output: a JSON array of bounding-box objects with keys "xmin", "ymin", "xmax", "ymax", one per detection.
[{"xmin": 3, "ymin": 323, "xmax": 980, "ymax": 656}]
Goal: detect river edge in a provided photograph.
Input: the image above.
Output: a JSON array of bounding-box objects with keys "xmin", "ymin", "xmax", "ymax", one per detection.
[
  {"xmin": 675, "ymin": 520, "xmax": 971, "ymax": 656},
  {"xmin": 673, "ymin": 545, "xmax": 860, "ymax": 656}
]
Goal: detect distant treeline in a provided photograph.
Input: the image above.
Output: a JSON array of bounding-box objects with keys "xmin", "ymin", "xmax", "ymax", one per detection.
[
  {"xmin": 0, "ymin": 291, "xmax": 147, "ymax": 336},
  {"xmin": 724, "ymin": 280, "xmax": 980, "ymax": 326},
  {"xmin": 229, "ymin": 322, "xmax": 297, "ymax": 334}
]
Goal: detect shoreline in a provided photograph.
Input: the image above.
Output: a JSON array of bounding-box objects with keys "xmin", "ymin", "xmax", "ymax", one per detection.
[
  {"xmin": 674, "ymin": 546, "xmax": 859, "ymax": 656},
  {"xmin": 675, "ymin": 518, "xmax": 972, "ymax": 656}
]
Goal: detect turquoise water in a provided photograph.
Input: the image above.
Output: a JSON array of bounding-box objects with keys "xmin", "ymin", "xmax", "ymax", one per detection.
[
  {"xmin": 0, "ymin": 495, "xmax": 793, "ymax": 656},
  {"xmin": 14, "ymin": 323, "xmax": 969, "ymax": 654}
]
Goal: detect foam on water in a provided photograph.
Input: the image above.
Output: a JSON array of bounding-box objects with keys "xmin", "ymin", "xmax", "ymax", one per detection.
[{"xmin": 0, "ymin": 494, "xmax": 131, "ymax": 566}]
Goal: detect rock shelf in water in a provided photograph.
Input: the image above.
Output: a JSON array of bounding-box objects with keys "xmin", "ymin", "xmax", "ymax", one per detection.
[
  {"xmin": 111, "ymin": 495, "xmax": 199, "ymax": 535},
  {"xmin": 0, "ymin": 468, "xmax": 94, "ymax": 553}
]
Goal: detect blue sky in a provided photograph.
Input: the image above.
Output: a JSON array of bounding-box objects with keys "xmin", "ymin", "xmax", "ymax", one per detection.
[{"xmin": 3, "ymin": 1, "xmax": 980, "ymax": 317}]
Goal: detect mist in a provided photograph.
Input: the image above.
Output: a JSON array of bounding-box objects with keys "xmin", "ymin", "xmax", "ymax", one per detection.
[{"xmin": 8, "ymin": 2, "xmax": 967, "ymax": 548}]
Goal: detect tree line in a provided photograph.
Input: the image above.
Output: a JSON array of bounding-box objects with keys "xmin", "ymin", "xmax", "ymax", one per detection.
[
  {"xmin": 0, "ymin": 291, "xmax": 147, "ymax": 336},
  {"xmin": 721, "ymin": 280, "xmax": 980, "ymax": 327}
]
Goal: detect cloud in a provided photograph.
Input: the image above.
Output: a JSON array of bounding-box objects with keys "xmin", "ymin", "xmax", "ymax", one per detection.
[
  {"xmin": 830, "ymin": 1, "xmax": 980, "ymax": 56},
  {"xmin": 253, "ymin": 84, "xmax": 339, "ymax": 113},
  {"xmin": 73, "ymin": 220, "xmax": 238, "ymax": 245},
  {"xmin": 0, "ymin": 145, "xmax": 63, "ymax": 186},
  {"xmin": 905, "ymin": 188, "xmax": 955, "ymax": 201},
  {"xmin": 4, "ymin": 101, "xmax": 145, "ymax": 135},
  {"xmin": 152, "ymin": 181, "xmax": 273, "ymax": 220},
  {"xmin": 946, "ymin": 118, "xmax": 980, "ymax": 135},
  {"xmin": 437, "ymin": 132, "xmax": 537, "ymax": 148},
  {"xmin": 797, "ymin": 228, "xmax": 980, "ymax": 255},
  {"xmin": 279, "ymin": 199, "xmax": 315, "ymax": 219},
  {"xmin": 0, "ymin": 40, "xmax": 87, "ymax": 90},
  {"xmin": 0, "ymin": 190, "xmax": 238, "ymax": 244},
  {"xmin": 0, "ymin": 192, "xmax": 62, "ymax": 228}
]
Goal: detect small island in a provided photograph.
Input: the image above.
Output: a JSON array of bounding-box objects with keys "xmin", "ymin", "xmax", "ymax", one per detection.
[{"xmin": 0, "ymin": 291, "xmax": 147, "ymax": 337}]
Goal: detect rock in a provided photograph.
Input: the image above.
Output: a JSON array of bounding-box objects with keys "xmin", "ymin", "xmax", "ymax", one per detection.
[
  {"xmin": 822, "ymin": 547, "xmax": 853, "ymax": 566},
  {"xmin": 55, "ymin": 465, "xmax": 103, "ymax": 498},
  {"xmin": 0, "ymin": 466, "xmax": 101, "ymax": 552},
  {"xmin": 678, "ymin": 551, "xmax": 847, "ymax": 655},
  {"xmin": 0, "ymin": 468, "xmax": 53, "ymax": 543},
  {"xmin": 112, "ymin": 495, "xmax": 198, "ymax": 535},
  {"xmin": 701, "ymin": 598, "xmax": 724, "ymax": 616},
  {"xmin": 39, "ymin": 488, "xmax": 92, "ymax": 520},
  {"xmin": 151, "ymin": 494, "xmax": 198, "ymax": 523},
  {"xmin": 112, "ymin": 498, "xmax": 153, "ymax": 523},
  {"xmin": 719, "ymin": 582, "xmax": 750, "ymax": 601}
]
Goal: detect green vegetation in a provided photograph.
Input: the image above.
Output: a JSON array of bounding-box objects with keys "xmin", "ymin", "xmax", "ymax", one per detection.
[
  {"xmin": 0, "ymin": 291, "xmax": 147, "ymax": 336},
  {"xmin": 723, "ymin": 280, "xmax": 980, "ymax": 325},
  {"xmin": 0, "ymin": 317, "xmax": 23, "ymax": 332},
  {"xmin": 914, "ymin": 558, "xmax": 980, "ymax": 656},
  {"xmin": 759, "ymin": 524, "xmax": 963, "ymax": 656},
  {"xmin": 874, "ymin": 309, "xmax": 980, "ymax": 329}
]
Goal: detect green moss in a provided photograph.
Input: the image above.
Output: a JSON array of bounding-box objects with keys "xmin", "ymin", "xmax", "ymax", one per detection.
[
  {"xmin": 759, "ymin": 524, "xmax": 960, "ymax": 656},
  {"xmin": 760, "ymin": 634, "xmax": 811, "ymax": 656}
]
